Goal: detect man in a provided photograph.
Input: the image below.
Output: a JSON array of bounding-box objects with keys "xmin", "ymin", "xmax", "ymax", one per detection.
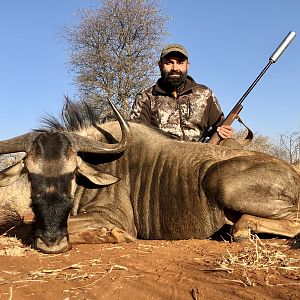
[{"xmin": 130, "ymin": 44, "xmax": 233, "ymax": 142}]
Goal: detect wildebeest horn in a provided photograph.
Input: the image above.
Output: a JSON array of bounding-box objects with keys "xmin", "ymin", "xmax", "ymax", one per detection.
[
  {"xmin": 65, "ymin": 99, "xmax": 131, "ymax": 154},
  {"xmin": 0, "ymin": 132, "xmax": 40, "ymax": 154}
]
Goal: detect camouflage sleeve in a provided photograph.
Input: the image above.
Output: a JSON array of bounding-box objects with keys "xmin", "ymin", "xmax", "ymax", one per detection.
[
  {"xmin": 130, "ymin": 91, "xmax": 152, "ymax": 124},
  {"xmin": 207, "ymin": 91, "xmax": 224, "ymax": 128}
]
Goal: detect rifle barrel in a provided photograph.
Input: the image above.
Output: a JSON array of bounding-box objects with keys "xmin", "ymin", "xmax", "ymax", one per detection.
[
  {"xmin": 234, "ymin": 60, "xmax": 273, "ymax": 109},
  {"xmin": 205, "ymin": 31, "xmax": 296, "ymax": 144},
  {"xmin": 232, "ymin": 31, "xmax": 296, "ymax": 113},
  {"xmin": 269, "ymin": 31, "xmax": 296, "ymax": 63}
]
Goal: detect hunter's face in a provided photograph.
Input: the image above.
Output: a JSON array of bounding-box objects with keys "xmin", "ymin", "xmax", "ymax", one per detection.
[{"xmin": 159, "ymin": 53, "xmax": 189, "ymax": 88}]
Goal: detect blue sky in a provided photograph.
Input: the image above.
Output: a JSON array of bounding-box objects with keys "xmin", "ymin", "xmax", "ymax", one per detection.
[{"xmin": 0, "ymin": 0, "xmax": 299, "ymax": 141}]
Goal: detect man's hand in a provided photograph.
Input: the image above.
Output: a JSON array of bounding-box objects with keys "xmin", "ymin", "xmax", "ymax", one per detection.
[{"xmin": 216, "ymin": 125, "xmax": 233, "ymax": 139}]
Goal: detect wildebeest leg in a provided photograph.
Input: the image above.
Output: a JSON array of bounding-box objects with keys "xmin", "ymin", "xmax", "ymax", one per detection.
[
  {"xmin": 232, "ymin": 214, "xmax": 300, "ymax": 242},
  {"xmin": 203, "ymin": 155, "xmax": 300, "ymax": 240},
  {"xmin": 68, "ymin": 212, "xmax": 136, "ymax": 244}
]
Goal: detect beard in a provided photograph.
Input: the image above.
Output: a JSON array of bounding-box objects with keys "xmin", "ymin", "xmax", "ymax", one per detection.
[{"xmin": 161, "ymin": 69, "xmax": 187, "ymax": 90}]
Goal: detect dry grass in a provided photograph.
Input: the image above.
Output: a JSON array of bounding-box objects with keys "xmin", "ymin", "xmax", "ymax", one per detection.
[
  {"xmin": 0, "ymin": 235, "xmax": 33, "ymax": 257},
  {"xmin": 0, "ymin": 235, "xmax": 130, "ymax": 289},
  {"xmin": 0, "ymin": 206, "xmax": 33, "ymax": 257},
  {"xmin": 216, "ymin": 232, "xmax": 300, "ymax": 286}
]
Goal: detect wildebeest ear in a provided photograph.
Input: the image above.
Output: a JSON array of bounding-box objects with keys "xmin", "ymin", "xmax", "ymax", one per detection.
[
  {"xmin": 77, "ymin": 160, "xmax": 120, "ymax": 186},
  {"xmin": 0, "ymin": 161, "xmax": 24, "ymax": 186}
]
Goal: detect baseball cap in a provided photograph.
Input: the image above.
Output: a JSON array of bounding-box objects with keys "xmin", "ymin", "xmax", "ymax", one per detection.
[{"xmin": 160, "ymin": 44, "xmax": 188, "ymax": 59}]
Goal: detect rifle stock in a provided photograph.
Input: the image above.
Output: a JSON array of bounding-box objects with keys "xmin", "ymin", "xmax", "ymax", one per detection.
[
  {"xmin": 205, "ymin": 31, "xmax": 296, "ymax": 145},
  {"xmin": 208, "ymin": 105, "xmax": 243, "ymax": 145}
]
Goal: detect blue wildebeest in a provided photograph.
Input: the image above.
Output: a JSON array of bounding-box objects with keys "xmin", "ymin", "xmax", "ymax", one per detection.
[{"xmin": 0, "ymin": 100, "xmax": 299, "ymax": 254}]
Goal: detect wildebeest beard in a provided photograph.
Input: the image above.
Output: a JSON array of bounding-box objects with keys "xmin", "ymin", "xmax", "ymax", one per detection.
[{"xmin": 161, "ymin": 69, "xmax": 187, "ymax": 91}]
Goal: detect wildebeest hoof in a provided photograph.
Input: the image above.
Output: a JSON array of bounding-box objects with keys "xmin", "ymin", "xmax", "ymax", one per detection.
[
  {"xmin": 94, "ymin": 227, "xmax": 136, "ymax": 243},
  {"xmin": 109, "ymin": 227, "xmax": 136, "ymax": 243}
]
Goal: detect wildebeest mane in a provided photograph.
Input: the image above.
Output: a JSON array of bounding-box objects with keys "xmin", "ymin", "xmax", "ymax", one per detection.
[
  {"xmin": 38, "ymin": 96, "xmax": 179, "ymax": 142},
  {"xmin": 38, "ymin": 97, "xmax": 101, "ymax": 132}
]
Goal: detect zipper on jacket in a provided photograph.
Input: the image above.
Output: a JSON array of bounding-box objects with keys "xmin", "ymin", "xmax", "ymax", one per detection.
[{"xmin": 172, "ymin": 90, "xmax": 187, "ymax": 141}]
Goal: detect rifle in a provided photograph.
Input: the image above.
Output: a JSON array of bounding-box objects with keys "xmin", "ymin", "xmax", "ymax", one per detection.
[{"xmin": 203, "ymin": 31, "xmax": 296, "ymax": 145}]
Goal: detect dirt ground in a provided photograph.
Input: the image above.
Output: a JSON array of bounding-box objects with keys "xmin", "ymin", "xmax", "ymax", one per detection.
[{"xmin": 0, "ymin": 223, "xmax": 299, "ymax": 300}]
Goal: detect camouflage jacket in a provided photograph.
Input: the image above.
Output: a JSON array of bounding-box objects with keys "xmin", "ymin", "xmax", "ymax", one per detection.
[{"xmin": 130, "ymin": 76, "xmax": 224, "ymax": 141}]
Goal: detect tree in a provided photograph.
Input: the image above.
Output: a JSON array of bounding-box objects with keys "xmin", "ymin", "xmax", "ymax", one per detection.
[
  {"xmin": 234, "ymin": 129, "xmax": 274, "ymax": 153},
  {"xmin": 234, "ymin": 128, "xmax": 300, "ymax": 164},
  {"xmin": 278, "ymin": 131, "xmax": 300, "ymax": 164},
  {"xmin": 62, "ymin": 0, "xmax": 169, "ymax": 118}
]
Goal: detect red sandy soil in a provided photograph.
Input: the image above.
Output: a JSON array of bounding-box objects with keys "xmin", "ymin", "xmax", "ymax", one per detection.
[{"xmin": 0, "ymin": 229, "xmax": 299, "ymax": 300}]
